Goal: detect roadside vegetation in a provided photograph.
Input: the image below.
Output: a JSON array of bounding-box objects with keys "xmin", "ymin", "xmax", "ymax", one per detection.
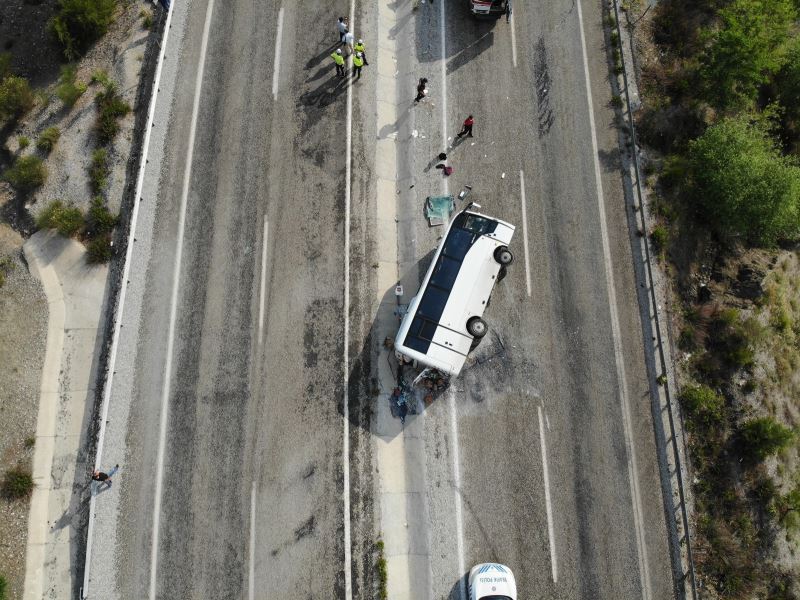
[{"xmin": 625, "ymin": 0, "xmax": 800, "ymax": 596}]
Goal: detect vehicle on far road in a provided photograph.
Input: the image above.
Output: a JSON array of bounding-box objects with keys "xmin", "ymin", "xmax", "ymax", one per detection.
[
  {"xmin": 469, "ymin": 563, "xmax": 518, "ymax": 600},
  {"xmin": 468, "ymin": 0, "xmax": 510, "ymax": 19},
  {"xmin": 394, "ymin": 205, "xmax": 515, "ymax": 377}
]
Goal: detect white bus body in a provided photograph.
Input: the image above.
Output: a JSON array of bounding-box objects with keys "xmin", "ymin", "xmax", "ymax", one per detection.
[{"xmin": 395, "ymin": 208, "xmax": 515, "ymax": 376}]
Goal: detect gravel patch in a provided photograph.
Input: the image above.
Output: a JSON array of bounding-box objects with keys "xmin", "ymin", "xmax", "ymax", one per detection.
[{"xmin": 0, "ymin": 222, "xmax": 47, "ymax": 600}]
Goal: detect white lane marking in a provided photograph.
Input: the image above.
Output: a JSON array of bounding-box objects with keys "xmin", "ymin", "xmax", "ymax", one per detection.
[
  {"xmin": 342, "ymin": 0, "xmax": 356, "ymax": 597},
  {"xmin": 149, "ymin": 0, "xmax": 216, "ymax": 597},
  {"xmin": 538, "ymin": 405, "xmax": 558, "ymax": 582},
  {"xmin": 271, "ymin": 7, "xmax": 284, "ymax": 99},
  {"xmin": 81, "ymin": 0, "xmax": 176, "ymax": 595},
  {"xmin": 575, "ymin": 1, "xmax": 652, "ymax": 598},
  {"xmin": 439, "ymin": 0, "xmax": 449, "ymax": 198},
  {"xmin": 249, "ymin": 481, "xmax": 256, "ymax": 600},
  {"xmin": 439, "ymin": 3, "xmax": 464, "ymax": 595},
  {"xmin": 448, "ymin": 390, "xmax": 467, "ymax": 598},
  {"xmin": 258, "ymin": 217, "xmax": 269, "ymax": 345},
  {"xmin": 509, "ymin": 8, "xmax": 517, "ymax": 68},
  {"xmin": 519, "ymin": 170, "xmax": 531, "ymax": 297}
]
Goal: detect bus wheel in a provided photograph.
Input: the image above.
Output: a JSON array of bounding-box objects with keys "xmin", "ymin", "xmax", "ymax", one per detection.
[
  {"xmin": 467, "ymin": 317, "xmax": 488, "ymax": 338},
  {"xmin": 494, "ymin": 246, "xmax": 513, "ymax": 265}
]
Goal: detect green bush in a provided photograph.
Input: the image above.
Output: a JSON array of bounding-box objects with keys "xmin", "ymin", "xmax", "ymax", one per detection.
[
  {"xmin": 686, "ymin": 115, "xmax": 800, "ymax": 245},
  {"xmin": 740, "ymin": 416, "xmax": 795, "ymax": 460},
  {"xmin": 0, "ymin": 75, "xmax": 35, "ymax": 121},
  {"xmin": 56, "ymin": 64, "xmax": 87, "ymax": 107},
  {"xmin": 18, "ymin": 136, "xmax": 30, "ymax": 150},
  {"xmin": 37, "ymin": 200, "xmax": 84, "ymax": 236},
  {"xmin": 86, "ymin": 236, "xmax": 111, "ymax": 263},
  {"xmin": 698, "ymin": 0, "xmax": 796, "ymax": 111},
  {"xmin": 3, "ymin": 155, "xmax": 47, "ymax": 191},
  {"xmin": 0, "ymin": 573, "xmax": 6, "ymax": 599},
  {"xmin": 680, "ymin": 384, "xmax": 726, "ymax": 428},
  {"xmin": 95, "ymin": 86, "xmax": 130, "ymax": 145},
  {"xmin": 90, "ymin": 148, "xmax": 109, "ymax": 194},
  {"xmin": 1, "ymin": 466, "xmax": 34, "ymax": 499},
  {"xmin": 140, "ymin": 9, "xmax": 153, "ymax": 30},
  {"xmin": 86, "ymin": 196, "xmax": 116, "ymax": 237},
  {"xmin": 37, "ymin": 127, "xmax": 61, "ymax": 153},
  {"xmin": 650, "ymin": 224, "xmax": 669, "ymax": 253},
  {"xmin": 90, "ymin": 69, "xmax": 111, "ymax": 88},
  {"xmin": 51, "ymin": 0, "xmax": 118, "ymax": 61}
]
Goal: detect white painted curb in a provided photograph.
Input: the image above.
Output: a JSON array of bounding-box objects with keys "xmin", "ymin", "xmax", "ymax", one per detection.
[{"xmin": 81, "ymin": 2, "xmax": 175, "ymax": 597}]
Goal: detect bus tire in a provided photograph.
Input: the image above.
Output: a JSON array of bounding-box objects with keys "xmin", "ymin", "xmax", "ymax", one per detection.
[
  {"xmin": 494, "ymin": 246, "xmax": 513, "ymax": 265},
  {"xmin": 467, "ymin": 316, "xmax": 488, "ymax": 338}
]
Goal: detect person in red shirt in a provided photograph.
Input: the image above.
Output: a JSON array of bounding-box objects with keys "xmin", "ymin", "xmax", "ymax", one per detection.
[{"xmin": 457, "ymin": 115, "xmax": 474, "ymax": 138}]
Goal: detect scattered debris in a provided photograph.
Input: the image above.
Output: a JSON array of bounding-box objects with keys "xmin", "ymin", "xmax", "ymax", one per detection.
[{"xmin": 425, "ymin": 195, "xmax": 455, "ymax": 226}]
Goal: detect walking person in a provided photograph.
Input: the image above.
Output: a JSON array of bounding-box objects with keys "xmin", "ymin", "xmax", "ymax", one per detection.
[
  {"xmin": 354, "ymin": 39, "xmax": 369, "ymax": 65},
  {"xmin": 331, "ymin": 48, "xmax": 346, "ymax": 77},
  {"xmin": 456, "ymin": 115, "xmax": 475, "ymax": 138},
  {"xmin": 414, "ymin": 78, "xmax": 428, "ymax": 103},
  {"xmin": 353, "ymin": 52, "xmax": 365, "ymax": 79},
  {"xmin": 337, "ymin": 17, "xmax": 348, "ymax": 43},
  {"xmin": 92, "ymin": 464, "xmax": 119, "ymax": 488},
  {"xmin": 343, "ymin": 30, "xmax": 355, "ymax": 55}
]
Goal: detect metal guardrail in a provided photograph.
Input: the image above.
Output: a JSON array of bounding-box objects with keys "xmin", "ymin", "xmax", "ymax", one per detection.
[{"xmin": 609, "ymin": 3, "xmax": 699, "ymax": 598}]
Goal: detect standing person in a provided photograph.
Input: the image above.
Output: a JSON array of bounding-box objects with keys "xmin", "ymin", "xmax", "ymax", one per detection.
[
  {"xmin": 353, "ymin": 52, "xmax": 365, "ymax": 79},
  {"xmin": 331, "ymin": 48, "xmax": 345, "ymax": 77},
  {"xmin": 337, "ymin": 17, "xmax": 348, "ymax": 43},
  {"xmin": 414, "ymin": 78, "xmax": 428, "ymax": 103},
  {"xmin": 354, "ymin": 39, "xmax": 369, "ymax": 65},
  {"xmin": 456, "ymin": 115, "xmax": 475, "ymax": 138},
  {"xmin": 343, "ymin": 30, "xmax": 355, "ymax": 55}
]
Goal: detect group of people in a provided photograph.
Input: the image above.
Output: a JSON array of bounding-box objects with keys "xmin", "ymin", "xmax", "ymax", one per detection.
[{"xmin": 331, "ymin": 16, "xmax": 369, "ymax": 79}]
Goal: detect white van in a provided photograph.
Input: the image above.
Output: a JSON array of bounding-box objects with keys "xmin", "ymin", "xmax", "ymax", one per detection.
[{"xmin": 395, "ymin": 207, "xmax": 515, "ymax": 376}]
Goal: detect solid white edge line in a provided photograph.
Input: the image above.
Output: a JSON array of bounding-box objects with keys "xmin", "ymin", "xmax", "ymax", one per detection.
[
  {"xmin": 509, "ymin": 7, "xmax": 517, "ymax": 68},
  {"xmin": 342, "ymin": 0, "xmax": 356, "ymax": 598},
  {"xmin": 149, "ymin": 0, "xmax": 216, "ymax": 597},
  {"xmin": 448, "ymin": 391, "xmax": 467, "ymax": 598},
  {"xmin": 538, "ymin": 406, "xmax": 558, "ymax": 583},
  {"xmin": 439, "ymin": 3, "xmax": 464, "ymax": 596},
  {"xmin": 248, "ymin": 481, "xmax": 256, "ymax": 600},
  {"xmin": 439, "ymin": 0, "xmax": 449, "ymax": 198},
  {"xmin": 519, "ymin": 170, "xmax": 531, "ymax": 297},
  {"xmin": 271, "ymin": 7, "xmax": 284, "ymax": 99},
  {"xmin": 258, "ymin": 217, "xmax": 269, "ymax": 345},
  {"xmin": 82, "ymin": 1, "xmax": 176, "ymax": 596},
  {"xmin": 574, "ymin": 1, "xmax": 651, "ymax": 598}
]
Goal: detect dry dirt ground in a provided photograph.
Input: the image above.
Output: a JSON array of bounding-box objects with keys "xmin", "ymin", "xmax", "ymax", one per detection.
[
  {"xmin": 0, "ymin": 219, "xmax": 47, "ymax": 600},
  {"xmin": 0, "ymin": 1, "xmax": 158, "ymax": 597}
]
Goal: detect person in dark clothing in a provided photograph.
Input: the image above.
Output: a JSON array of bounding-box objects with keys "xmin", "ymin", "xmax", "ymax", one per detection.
[
  {"xmin": 92, "ymin": 464, "xmax": 119, "ymax": 488},
  {"xmin": 414, "ymin": 78, "xmax": 428, "ymax": 103},
  {"xmin": 457, "ymin": 115, "xmax": 475, "ymax": 138}
]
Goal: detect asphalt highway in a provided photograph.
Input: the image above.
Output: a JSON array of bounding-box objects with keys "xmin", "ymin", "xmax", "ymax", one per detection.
[{"xmin": 84, "ymin": 0, "xmax": 678, "ymax": 598}]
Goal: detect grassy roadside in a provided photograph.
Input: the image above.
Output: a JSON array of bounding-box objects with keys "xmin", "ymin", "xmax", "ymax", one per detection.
[{"xmin": 621, "ymin": 0, "xmax": 800, "ymax": 596}]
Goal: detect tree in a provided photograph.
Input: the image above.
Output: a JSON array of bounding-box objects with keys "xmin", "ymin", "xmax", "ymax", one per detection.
[
  {"xmin": 699, "ymin": 0, "xmax": 796, "ymax": 110},
  {"xmin": 686, "ymin": 115, "xmax": 800, "ymax": 245},
  {"xmin": 51, "ymin": 0, "xmax": 118, "ymax": 61},
  {"xmin": 740, "ymin": 416, "xmax": 795, "ymax": 460}
]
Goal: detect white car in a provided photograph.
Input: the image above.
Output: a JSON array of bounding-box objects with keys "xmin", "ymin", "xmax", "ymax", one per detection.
[{"xmin": 469, "ymin": 562, "xmax": 517, "ymax": 600}]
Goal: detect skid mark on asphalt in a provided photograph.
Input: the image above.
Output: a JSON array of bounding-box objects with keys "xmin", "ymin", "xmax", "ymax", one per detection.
[{"xmin": 534, "ymin": 38, "xmax": 555, "ymax": 138}]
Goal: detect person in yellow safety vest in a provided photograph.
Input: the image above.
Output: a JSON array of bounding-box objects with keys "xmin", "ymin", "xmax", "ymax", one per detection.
[
  {"xmin": 331, "ymin": 48, "xmax": 345, "ymax": 78},
  {"xmin": 354, "ymin": 39, "xmax": 369, "ymax": 65},
  {"xmin": 353, "ymin": 52, "xmax": 365, "ymax": 79}
]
